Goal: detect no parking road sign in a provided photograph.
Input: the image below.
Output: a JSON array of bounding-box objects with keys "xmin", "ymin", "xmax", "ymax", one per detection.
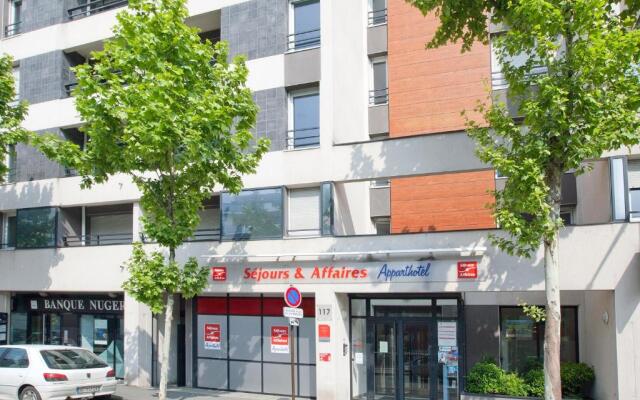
[{"xmin": 284, "ymin": 286, "xmax": 302, "ymax": 308}]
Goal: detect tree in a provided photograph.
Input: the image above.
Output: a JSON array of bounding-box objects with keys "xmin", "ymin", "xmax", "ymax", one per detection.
[
  {"xmin": 32, "ymin": 0, "xmax": 269, "ymax": 398},
  {"xmin": 0, "ymin": 54, "xmax": 28, "ymax": 182},
  {"xmin": 406, "ymin": 0, "xmax": 640, "ymax": 398}
]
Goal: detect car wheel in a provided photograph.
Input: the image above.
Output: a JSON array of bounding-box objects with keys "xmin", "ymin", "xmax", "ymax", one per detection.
[{"xmin": 19, "ymin": 386, "xmax": 42, "ymax": 400}]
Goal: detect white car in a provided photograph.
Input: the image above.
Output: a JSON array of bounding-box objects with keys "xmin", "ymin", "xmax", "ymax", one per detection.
[{"xmin": 0, "ymin": 345, "xmax": 117, "ymax": 400}]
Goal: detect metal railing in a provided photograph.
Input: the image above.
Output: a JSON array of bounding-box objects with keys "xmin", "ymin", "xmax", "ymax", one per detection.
[
  {"xmin": 369, "ymin": 88, "xmax": 389, "ymax": 105},
  {"xmin": 491, "ymin": 66, "xmax": 548, "ymax": 90},
  {"xmin": 287, "ymin": 28, "xmax": 321, "ymax": 51},
  {"xmin": 368, "ymin": 9, "xmax": 388, "ymax": 26},
  {"xmin": 67, "ymin": 0, "xmax": 128, "ymax": 20},
  {"xmin": 64, "ymin": 82, "xmax": 79, "ymax": 97},
  {"xmin": 287, "ymin": 127, "xmax": 320, "ymax": 149},
  {"xmin": 63, "ymin": 232, "xmax": 133, "ymax": 247},
  {"xmin": 187, "ymin": 229, "xmax": 221, "ymax": 242},
  {"xmin": 4, "ymin": 21, "xmax": 21, "ymax": 37}
]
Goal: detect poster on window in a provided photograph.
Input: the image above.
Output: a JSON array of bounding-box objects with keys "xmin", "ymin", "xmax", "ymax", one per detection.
[
  {"xmin": 271, "ymin": 326, "xmax": 289, "ymax": 354},
  {"xmin": 204, "ymin": 323, "xmax": 221, "ymax": 350},
  {"xmin": 505, "ymin": 319, "xmax": 534, "ymax": 339},
  {"xmin": 94, "ymin": 319, "xmax": 108, "ymax": 345},
  {"xmin": 437, "ymin": 321, "xmax": 457, "ymax": 347}
]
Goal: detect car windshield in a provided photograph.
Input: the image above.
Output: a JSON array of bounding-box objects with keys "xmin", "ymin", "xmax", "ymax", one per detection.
[{"xmin": 40, "ymin": 349, "xmax": 108, "ymax": 370}]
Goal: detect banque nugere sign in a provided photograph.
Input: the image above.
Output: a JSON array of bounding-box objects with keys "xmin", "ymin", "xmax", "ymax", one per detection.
[
  {"xmin": 29, "ymin": 298, "xmax": 125, "ymax": 314},
  {"xmin": 209, "ymin": 260, "xmax": 481, "ymax": 284}
]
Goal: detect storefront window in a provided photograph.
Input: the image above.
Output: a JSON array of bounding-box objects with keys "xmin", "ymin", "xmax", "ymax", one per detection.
[
  {"xmin": 16, "ymin": 207, "xmax": 58, "ymax": 248},
  {"xmin": 221, "ymin": 188, "xmax": 283, "ymax": 240},
  {"xmin": 500, "ymin": 307, "xmax": 578, "ymax": 373}
]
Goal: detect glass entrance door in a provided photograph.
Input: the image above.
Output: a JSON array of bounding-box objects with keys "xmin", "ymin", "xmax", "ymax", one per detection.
[{"xmin": 369, "ymin": 319, "xmax": 432, "ymax": 400}]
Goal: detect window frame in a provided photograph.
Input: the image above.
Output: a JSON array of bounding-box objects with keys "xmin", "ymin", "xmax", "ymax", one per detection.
[
  {"xmin": 369, "ymin": 56, "xmax": 388, "ymax": 106},
  {"xmin": 609, "ymin": 156, "xmax": 630, "ymax": 222},
  {"xmin": 220, "ymin": 187, "xmax": 285, "ymax": 241},
  {"xmin": 286, "ymin": 186, "xmax": 322, "ymax": 238},
  {"xmin": 287, "ymin": 87, "xmax": 320, "ymax": 150},
  {"xmin": 2, "ymin": 211, "xmax": 16, "ymax": 250},
  {"xmin": 368, "ymin": 0, "xmax": 388, "ymax": 26},
  {"xmin": 288, "ymin": 0, "xmax": 321, "ymax": 51},
  {"xmin": 15, "ymin": 206, "xmax": 59, "ymax": 249}
]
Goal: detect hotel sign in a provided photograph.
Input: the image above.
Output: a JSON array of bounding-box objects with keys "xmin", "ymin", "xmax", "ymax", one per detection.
[{"xmin": 209, "ymin": 260, "xmax": 482, "ymax": 285}]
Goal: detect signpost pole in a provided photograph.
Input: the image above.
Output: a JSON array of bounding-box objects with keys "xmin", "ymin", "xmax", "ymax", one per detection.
[{"xmin": 290, "ymin": 325, "xmax": 296, "ymax": 400}]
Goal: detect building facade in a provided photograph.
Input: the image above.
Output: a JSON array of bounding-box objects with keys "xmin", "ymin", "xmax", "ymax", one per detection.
[{"xmin": 0, "ymin": 1, "xmax": 639, "ymax": 399}]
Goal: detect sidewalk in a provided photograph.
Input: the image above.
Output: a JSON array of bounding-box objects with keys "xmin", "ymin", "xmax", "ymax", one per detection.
[{"xmin": 114, "ymin": 384, "xmax": 293, "ymax": 400}]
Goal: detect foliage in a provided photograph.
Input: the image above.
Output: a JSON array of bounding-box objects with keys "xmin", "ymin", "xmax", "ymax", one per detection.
[
  {"xmin": 122, "ymin": 243, "xmax": 208, "ymax": 314},
  {"xmin": 520, "ymin": 302, "xmax": 546, "ymax": 323},
  {"xmin": 466, "ymin": 360, "xmax": 529, "ymax": 397},
  {"xmin": 561, "ymin": 362, "xmax": 595, "ymax": 397},
  {"xmin": 0, "ymin": 54, "xmax": 28, "ymax": 182},
  {"xmin": 524, "ymin": 368, "xmax": 545, "ymax": 397}
]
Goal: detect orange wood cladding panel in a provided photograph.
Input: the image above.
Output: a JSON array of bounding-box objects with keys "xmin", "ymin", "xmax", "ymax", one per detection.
[
  {"xmin": 391, "ymin": 171, "xmax": 496, "ymax": 233},
  {"xmin": 388, "ymin": 0, "xmax": 490, "ymax": 137}
]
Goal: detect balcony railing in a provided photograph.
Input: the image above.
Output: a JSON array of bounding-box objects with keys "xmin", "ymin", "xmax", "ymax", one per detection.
[
  {"xmin": 491, "ymin": 66, "xmax": 548, "ymax": 90},
  {"xmin": 67, "ymin": 0, "xmax": 128, "ymax": 20},
  {"xmin": 369, "ymin": 88, "xmax": 389, "ymax": 105},
  {"xmin": 63, "ymin": 232, "xmax": 133, "ymax": 247},
  {"xmin": 140, "ymin": 229, "xmax": 222, "ymax": 243},
  {"xmin": 287, "ymin": 28, "xmax": 321, "ymax": 51},
  {"xmin": 4, "ymin": 21, "xmax": 21, "ymax": 37},
  {"xmin": 368, "ymin": 9, "xmax": 388, "ymax": 26},
  {"xmin": 287, "ymin": 127, "xmax": 320, "ymax": 149},
  {"xmin": 64, "ymin": 82, "xmax": 78, "ymax": 97}
]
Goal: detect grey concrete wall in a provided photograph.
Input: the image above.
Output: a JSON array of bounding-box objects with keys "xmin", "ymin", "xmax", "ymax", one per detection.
[
  {"xmin": 21, "ymin": 0, "xmax": 66, "ymax": 34},
  {"xmin": 284, "ymin": 47, "xmax": 321, "ymax": 87},
  {"xmin": 368, "ymin": 104, "xmax": 389, "ymax": 137},
  {"xmin": 369, "ymin": 186, "xmax": 390, "ymax": 217},
  {"xmin": 14, "ymin": 130, "xmax": 66, "ymax": 182},
  {"xmin": 367, "ymin": 24, "xmax": 387, "ymax": 56},
  {"xmin": 576, "ymin": 159, "xmax": 611, "ymax": 225},
  {"xmin": 20, "ymin": 51, "xmax": 65, "ymax": 104},
  {"xmin": 220, "ymin": 0, "xmax": 287, "ymax": 61},
  {"xmin": 253, "ymin": 87, "xmax": 287, "ymax": 152},
  {"xmin": 465, "ymin": 305, "xmax": 500, "ymax": 368}
]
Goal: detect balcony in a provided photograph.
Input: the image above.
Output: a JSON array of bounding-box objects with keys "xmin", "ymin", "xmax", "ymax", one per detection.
[
  {"xmin": 369, "ymin": 88, "xmax": 389, "ymax": 105},
  {"xmin": 67, "ymin": 0, "xmax": 128, "ymax": 20},
  {"xmin": 287, "ymin": 128, "xmax": 320, "ymax": 149},
  {"xmin": 4, "ymin": 21, "xmax": 21, "ymax": 38},
  {"xmin": 61, "ymin": 204, "xmax": 133, "ymax": 247},
  {"xmin": 368, "ymin": 9, "xmax": 387, "ymax": 26},
  {"xmin": 63, "ymin": 232, "xmax": 133, "ymax": 247},
  {"xmin": 287, "ymin": 29, "xmax": 321, "ymax": 51}
]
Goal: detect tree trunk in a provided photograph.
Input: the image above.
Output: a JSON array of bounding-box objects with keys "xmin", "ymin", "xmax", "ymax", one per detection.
[
  {"xmin": 544, "ymin": 169, "xmax": 562, "ymax": 400},
  {"xmin": 158, "ymin": 249, "xmax": 176, "ymax": 400}
]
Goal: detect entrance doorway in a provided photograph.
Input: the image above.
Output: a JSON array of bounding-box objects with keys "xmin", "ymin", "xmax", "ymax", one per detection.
[{"xmin": 351, "ymin": 297, "xmax": 461, "ymax": 400}]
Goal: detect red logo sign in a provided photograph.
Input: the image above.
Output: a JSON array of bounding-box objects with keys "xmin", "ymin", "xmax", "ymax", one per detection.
[
  {"xmin": 318, "ymin": 324, "xmax": 331, "ymax": 342},
  {"xmin": 204, "ymin": 323, "xmax": 221, "ymax": 350},
  {"xmin": 211, "ymin": 266, "xmax": 227, "ymax": 281},
  {"xmin": 284, "ymin": 286, "xmax": 303, "ymax": 308},
  {"xmin": 457, "ymin": 261, "xmax": 478, "ymax": 279},
  {"xmin": 319, "ymin": 353, "xmax": 331, "ymax": 362},
  {"xmin": 271, "ymin": 326, "xmax": 289, "ymax": 354}
]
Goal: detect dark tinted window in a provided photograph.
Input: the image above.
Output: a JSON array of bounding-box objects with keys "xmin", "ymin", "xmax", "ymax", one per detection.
[
  {"xmin": 40, "ymin": 349, "xmax": 108, "ymax": 370},
  {"xmin": 292, "ymin": 0, "xmax": 320, "ymax": 49},
  {"xmin": 0, "ymin": 348, "xmax": 29, "ymax": 368},
  {"xmin": 221, "ymin": 188, "xmax": 283, "ymax": 240},
  {"xmin": 16, "ymin": 207, "xmax": 57, "ymax": 248}
]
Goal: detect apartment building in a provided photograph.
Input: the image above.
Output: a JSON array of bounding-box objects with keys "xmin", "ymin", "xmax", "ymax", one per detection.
[{"xmin": 0, "ymin": 1, "xmax": 638, "ymax": 399}]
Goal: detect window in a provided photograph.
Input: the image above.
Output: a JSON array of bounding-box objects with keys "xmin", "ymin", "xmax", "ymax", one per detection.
[
  {"xmin": 288, "ymin": 89, "xmax": 320, "ymax": 149},
  {"xmin": 40, "ymin": 349, "xmax": 108, "ymax": 370},
  {"xmin": 490, "ymin": 33, "xmax": 547, "ymax": 91},
  {"xmin": 288, "ymin": 187, "xmax": 321, "ymax": 237},
  {"xmin": 368, "ymin": 0, "xmax": 387, "ymax": 25},
  {"xmin": 16, "ymin": 207, "xmax": 58, "ymax": 249},
  {"xmin": 11, "ymin": 67, "xmax": 19, "ymax": 102},
  {"xmin": 373, "ymin": 217, "xmax": 390, "ymax": 235},
  {"xmin": 3, "ymin": 214, "xmax": 16, "ymax": 249},
  {"xmin": 500, "ymin": 307, "xmax": 577, "ymax": 373},
  {"xmin": 560, "ymin": 207, "xmax": 574, "ymax": 226},
  {"xmin": 5, "ymin": 0, "xmax": 21, "ymax": 37},
  {"xmin": 628, "ymin": 159, "xmax": 640, "ymax": 221},
  {"xmin": 193, "ymin": 196, "xmax": 221, "ymax": 241},
  {"xmin": 370, "ymin": 57, "xmax": 388, "ymax": 105},
  {"xmin": 5, "ymin": 144, "xmax": 16, "ymax": 182},
  {"xmin": 320, "ymin": 182, "xmax": 333, "ymax": 235},
  {"xmin": 0, "ymin": 347, "xmax": 29, "ymax": 368},
  {"xmin": 221, "ymin": 188, "xmax": 283, "ymax": 240},
  {"xmin": 610, "ymin": 157, "xmax": 628, "ymax": 221},
  {"xmin": 288, "ymin": 0, "xmax": 320, "ymax": 50}
]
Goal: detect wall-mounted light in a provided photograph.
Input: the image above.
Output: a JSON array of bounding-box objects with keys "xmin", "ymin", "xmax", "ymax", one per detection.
[{"xmin": 602, "ymin": 311, "xmax": 609, "ymax": 325}]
